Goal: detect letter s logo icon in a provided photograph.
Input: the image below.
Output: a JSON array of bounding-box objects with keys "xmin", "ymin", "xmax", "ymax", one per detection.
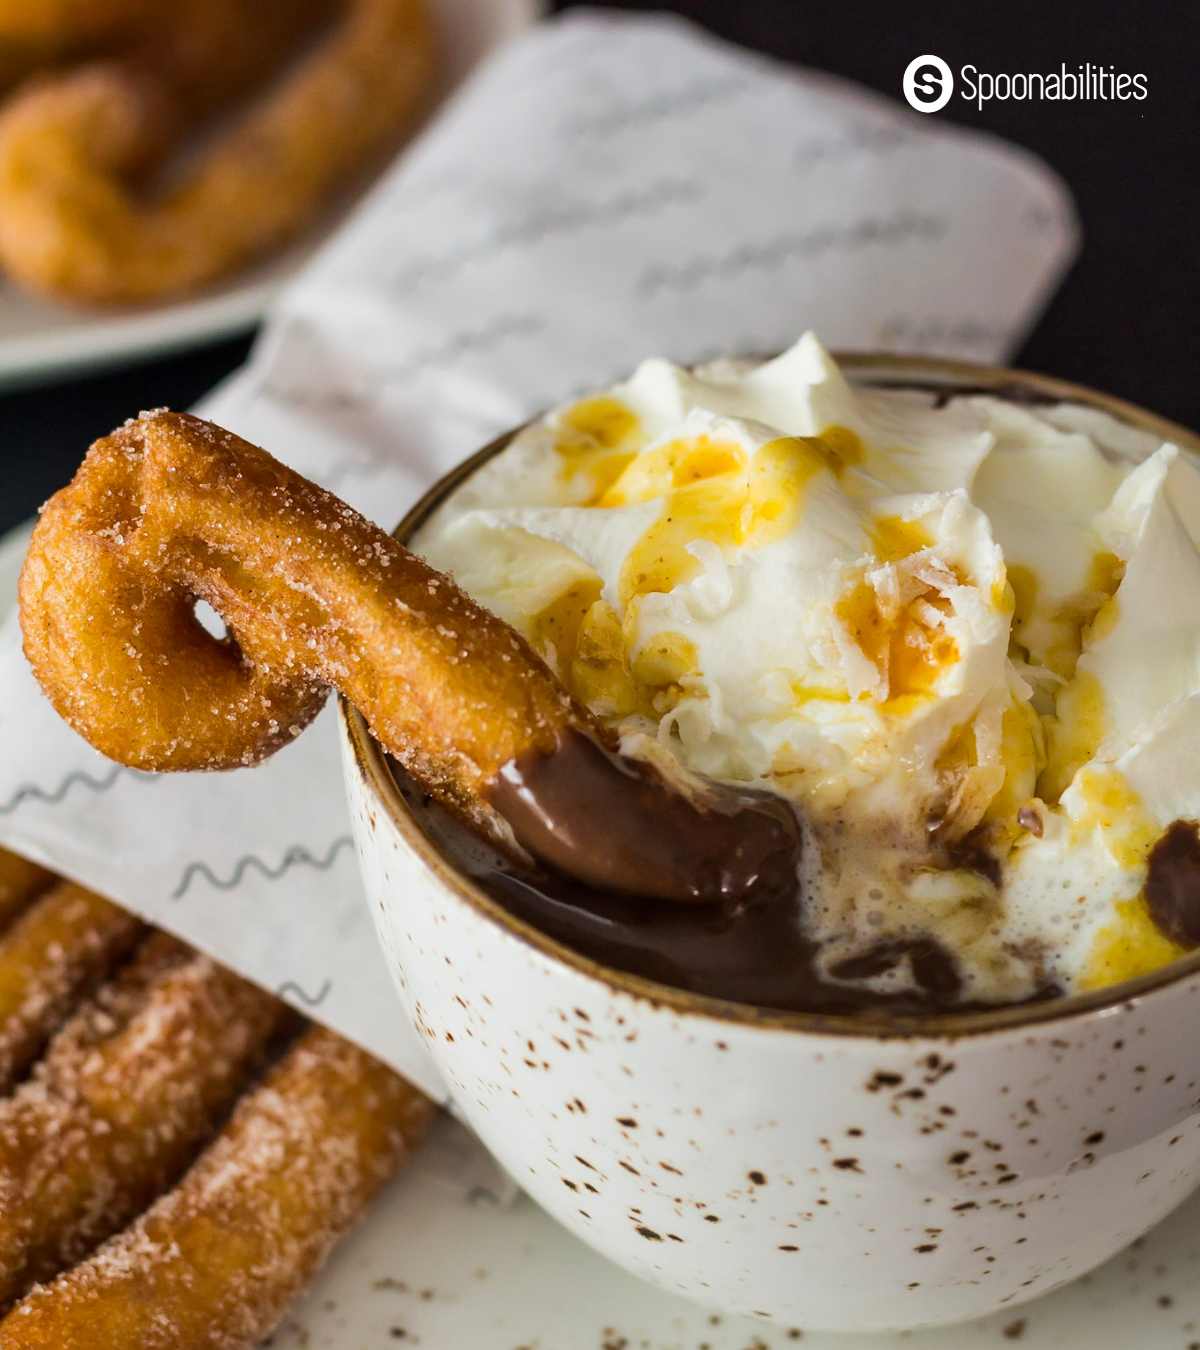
[{"xmin": 903, "ymin": 54, "xmax": 954, "ymax": 113}]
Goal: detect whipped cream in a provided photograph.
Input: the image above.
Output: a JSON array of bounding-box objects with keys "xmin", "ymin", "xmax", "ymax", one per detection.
[{"xmin": 416, "ymin": 334, "xmax": 1198, "ymax": 1005}]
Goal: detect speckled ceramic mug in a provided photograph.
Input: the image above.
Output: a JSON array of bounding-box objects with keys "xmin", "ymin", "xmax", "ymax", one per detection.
[{"xmin": 339, "ymin": 355, "xmax": 1200, "ymax": 1333}]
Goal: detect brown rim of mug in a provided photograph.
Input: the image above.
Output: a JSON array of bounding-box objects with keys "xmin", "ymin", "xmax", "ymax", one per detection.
[{"xmin": 342, "ymin": 351, "xmax": 1200, "ymax": 1041}]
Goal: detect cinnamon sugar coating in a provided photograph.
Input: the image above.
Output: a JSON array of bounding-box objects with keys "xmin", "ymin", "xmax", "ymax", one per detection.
[
  {"xmin": 0, "ymin": 933, "xmax": 289, "ymax": 1305},
  {"xmin": 20, "ymin": 410, "xmax": 591, "ymax": 812},
  {"xmin": 0, "ymin": 882, "xmax": 141, "ymax": 1092},
  {"xmin": 0, "ymin": 1026, "xmax": 435, "ymax": 1348}
]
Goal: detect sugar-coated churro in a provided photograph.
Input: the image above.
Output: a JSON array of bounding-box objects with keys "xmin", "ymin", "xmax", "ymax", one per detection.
[
  {"xmin": 0, "ymin": 1026, "xmax": 435, "ymax": 1349},
  {"xmin": 0, "ymin": 0, "xmax": 435, "ymax": 304},
  {"xmin": 0, "ymin": 932, "xmax": 290, "ymax": 1305},
  {"xmin": 20, "ymin": 411, "xmax": 802, "ymax": 905},
  {"xmin": 0, "ymin": 849, "xmax": 51, "ymax": 933},
  {"xmin": 21, "ymin": 409, "xmax": 577, "ymax": 785},
  {"xmin": 0, "ymin": 881, "xmax": 141, "ymax": 1090}
]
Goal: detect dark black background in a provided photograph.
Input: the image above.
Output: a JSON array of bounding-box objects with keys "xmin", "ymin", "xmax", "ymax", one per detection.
[{"xmin": 3, "ymin": 1, "xmax": 1196, "ymax": 535}]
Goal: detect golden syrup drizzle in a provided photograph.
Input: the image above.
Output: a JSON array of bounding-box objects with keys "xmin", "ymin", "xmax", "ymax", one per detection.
[
  {"xmin": 789, "ymin": 682, "xmax": 852, "ymax": 706},
  {"xmin": 1087, "ymin": 549, "xmax": 1126, "ymax": 604},
  {"xmin": 929, "ymin": 697, "xmax": 1044, "ymax": 845},
  {"xmin": 835, "ymin": 578, "xmax": 959, "ymax": 704},
  {"xmin": 1067, "ymin": 765, "xmax": 1159, "ymax": 869},
  {"xmin": 1011, "ymin": 550, "xmax": 1126, "ymax": 679},
  {"xmin": 631, "ymin": 631, "xmax": 699, "ymax": 690},
  {"xmin": 981, "ymin": 700, "xmax": 1046, "ymax": 839},
  {"xmin": 1031, "ymin": 550, "xmax": 1126, "ymax": 802},
  {"xmin": 1007, "ymin": 563, "xmax": 1039, "ymax": 644},
  {"xmin": 814, "ymin": 424, "xmax": 866, "ymax": 477},
  {"xmin": 554, "ymin": 396, "xmax": 640, "ymax": 503},
  {"xmin": 870, "ymin": 513, "xmax": 934, "ymax": 563},
  {"xmin": 542, "ymin": 593, "xmax": 699, "ymax": 722},
  {"xmin": 1080, "ymin": 895, "xmax": 1184, "ymax": 991},
  {"xmin": 1038, "ymin": 670, "xmax": 1108, "ymax": 803},
  {"xmin": 564, "ymin": 599, "xmax": 646, "ymax": 718},
  {"xmin": 528, "ymin": 577, "xmax": 603, "ymax": 675},
  {"xmin": 613, "ymin": 435, "xmax": 832, "ymax": 610}
]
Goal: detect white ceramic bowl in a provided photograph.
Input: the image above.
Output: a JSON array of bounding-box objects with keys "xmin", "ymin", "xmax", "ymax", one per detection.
[{"xmin": 340, "ymin": 355, "xmax": 1200, "ymax": 1333}]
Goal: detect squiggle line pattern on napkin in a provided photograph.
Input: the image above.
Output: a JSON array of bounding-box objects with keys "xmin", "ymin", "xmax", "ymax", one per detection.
[
  {"xmin": 171, "ymin": 835, "xmax": 354, "ymax": 899},
  {"xmin": 0, "ymin": 764, "xmax": 152, "ymax": 816},
  {"xmin": 276, "ymin": 977, "xmax": 334, "ymax": 1009}
]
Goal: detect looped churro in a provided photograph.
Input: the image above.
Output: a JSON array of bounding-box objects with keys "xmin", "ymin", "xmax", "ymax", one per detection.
[
  {"xmin": 0, "ymin": 1026, "xmax": 434, "ymax": 1349},
  {"xmin": 0, "ymin": 0, "xmax": 434, "ymax": 304},
  {"xmin": 21, "ymin": 412, "xmax": 802, "ymax": 905}
]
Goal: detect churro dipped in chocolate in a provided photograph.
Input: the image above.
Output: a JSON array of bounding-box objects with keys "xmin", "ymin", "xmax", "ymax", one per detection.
[{"xmin": 19, "ymin": 411, "xmax": 800, "ymax": 906}]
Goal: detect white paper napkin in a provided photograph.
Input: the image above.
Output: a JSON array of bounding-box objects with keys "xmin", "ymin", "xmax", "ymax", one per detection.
[{"xmin": 0, "ymin": 10, "xmax": 1079, "ymax": 1102}]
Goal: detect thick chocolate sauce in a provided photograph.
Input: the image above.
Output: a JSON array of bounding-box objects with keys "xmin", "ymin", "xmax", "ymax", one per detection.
[
  {"xmin": 487, "ymin": 729, "xmax": 802, "ymax": 906},
  {"xmin": 397, "ymin": 760, "xmax": 1055, "ymax": 1018},
  {"xmin": 1146, "ymin": 820, "xmax": 1200, "ymax": 948}
]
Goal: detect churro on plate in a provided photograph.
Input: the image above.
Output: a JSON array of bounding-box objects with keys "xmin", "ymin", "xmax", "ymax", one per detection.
[
  {"xmin": 0, "ymin": 932, "xmax": 289, "ymax": 1303},
  {"xmin": 0, "ymin": 0, "xmax": 436, "ymax": 304},
  {"xmin": 0, "ymin": 880, "xmax": 141, "ymax": 1091},
  {"xmin": 0, "ymin": 849, "xmax": 50, "ymax": 932},
  {"xmin": 0, "ymin": 1026, "xmax": 434, "ymax": 1348},
  {"xmin": 0, "ymin": 853, "xmax": 435, "ymax": 1343}
]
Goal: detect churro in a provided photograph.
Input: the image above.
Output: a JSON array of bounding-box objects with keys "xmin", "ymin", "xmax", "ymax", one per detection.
[
  {"xmin": 0, "ymin": 849, "xmax": 51, "ymax": 933},
  {"xmin": 0, "ymin": 0, "xmax": 435, "ymax": 304},
  {"xmin": 0, "ymin": 0, "xmax": 153, "ymax": 88},
  {"xmin": 0, "ymin": 932, "xmax": 289, "ymax": 1304},
  {"xmin": 0, "ymin": 881, "xmax": 141, "ymax": 1090},
  {"xmin": 0, "ymin": 0, "xmax": 152, "ymax": 52},
  {"xmin": 0, "ymin": 1026, "xmax": 434, "ymax": 1349},
  {"xmin": 20, "ymin": 411, "xmax": 802, "ymax": 904}
]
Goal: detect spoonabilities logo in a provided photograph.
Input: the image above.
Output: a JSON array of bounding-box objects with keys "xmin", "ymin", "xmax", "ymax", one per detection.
[{"xmin": 903, "ymin": 54, "xmax": 954, "ymax": 113}]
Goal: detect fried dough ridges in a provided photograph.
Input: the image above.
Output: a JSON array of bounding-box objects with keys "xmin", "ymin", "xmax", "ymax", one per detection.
[
  {"xmin": 20, "ymin": 409, "xmax": 585, "ymax": 805},
  {"xmin": 0, "ymin": 1026, "xmax": 435, "ymax": 1348},
  {"xmin": 0, "ymin": 881, "xmax": 141, "ymax": 1091},
  {"xmin": 0, "ymin": 933, "xmax": 289, "ymax": 1303}
]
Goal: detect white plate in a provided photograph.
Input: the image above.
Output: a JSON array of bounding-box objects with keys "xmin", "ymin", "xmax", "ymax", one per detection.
[
  {"xmin": 3, "ymin": 511, "xmax": 1198, "ymax": 1348},
  {"xmin": 0, "ymin": 0, "xmax": 539, "ymax": 393}
]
